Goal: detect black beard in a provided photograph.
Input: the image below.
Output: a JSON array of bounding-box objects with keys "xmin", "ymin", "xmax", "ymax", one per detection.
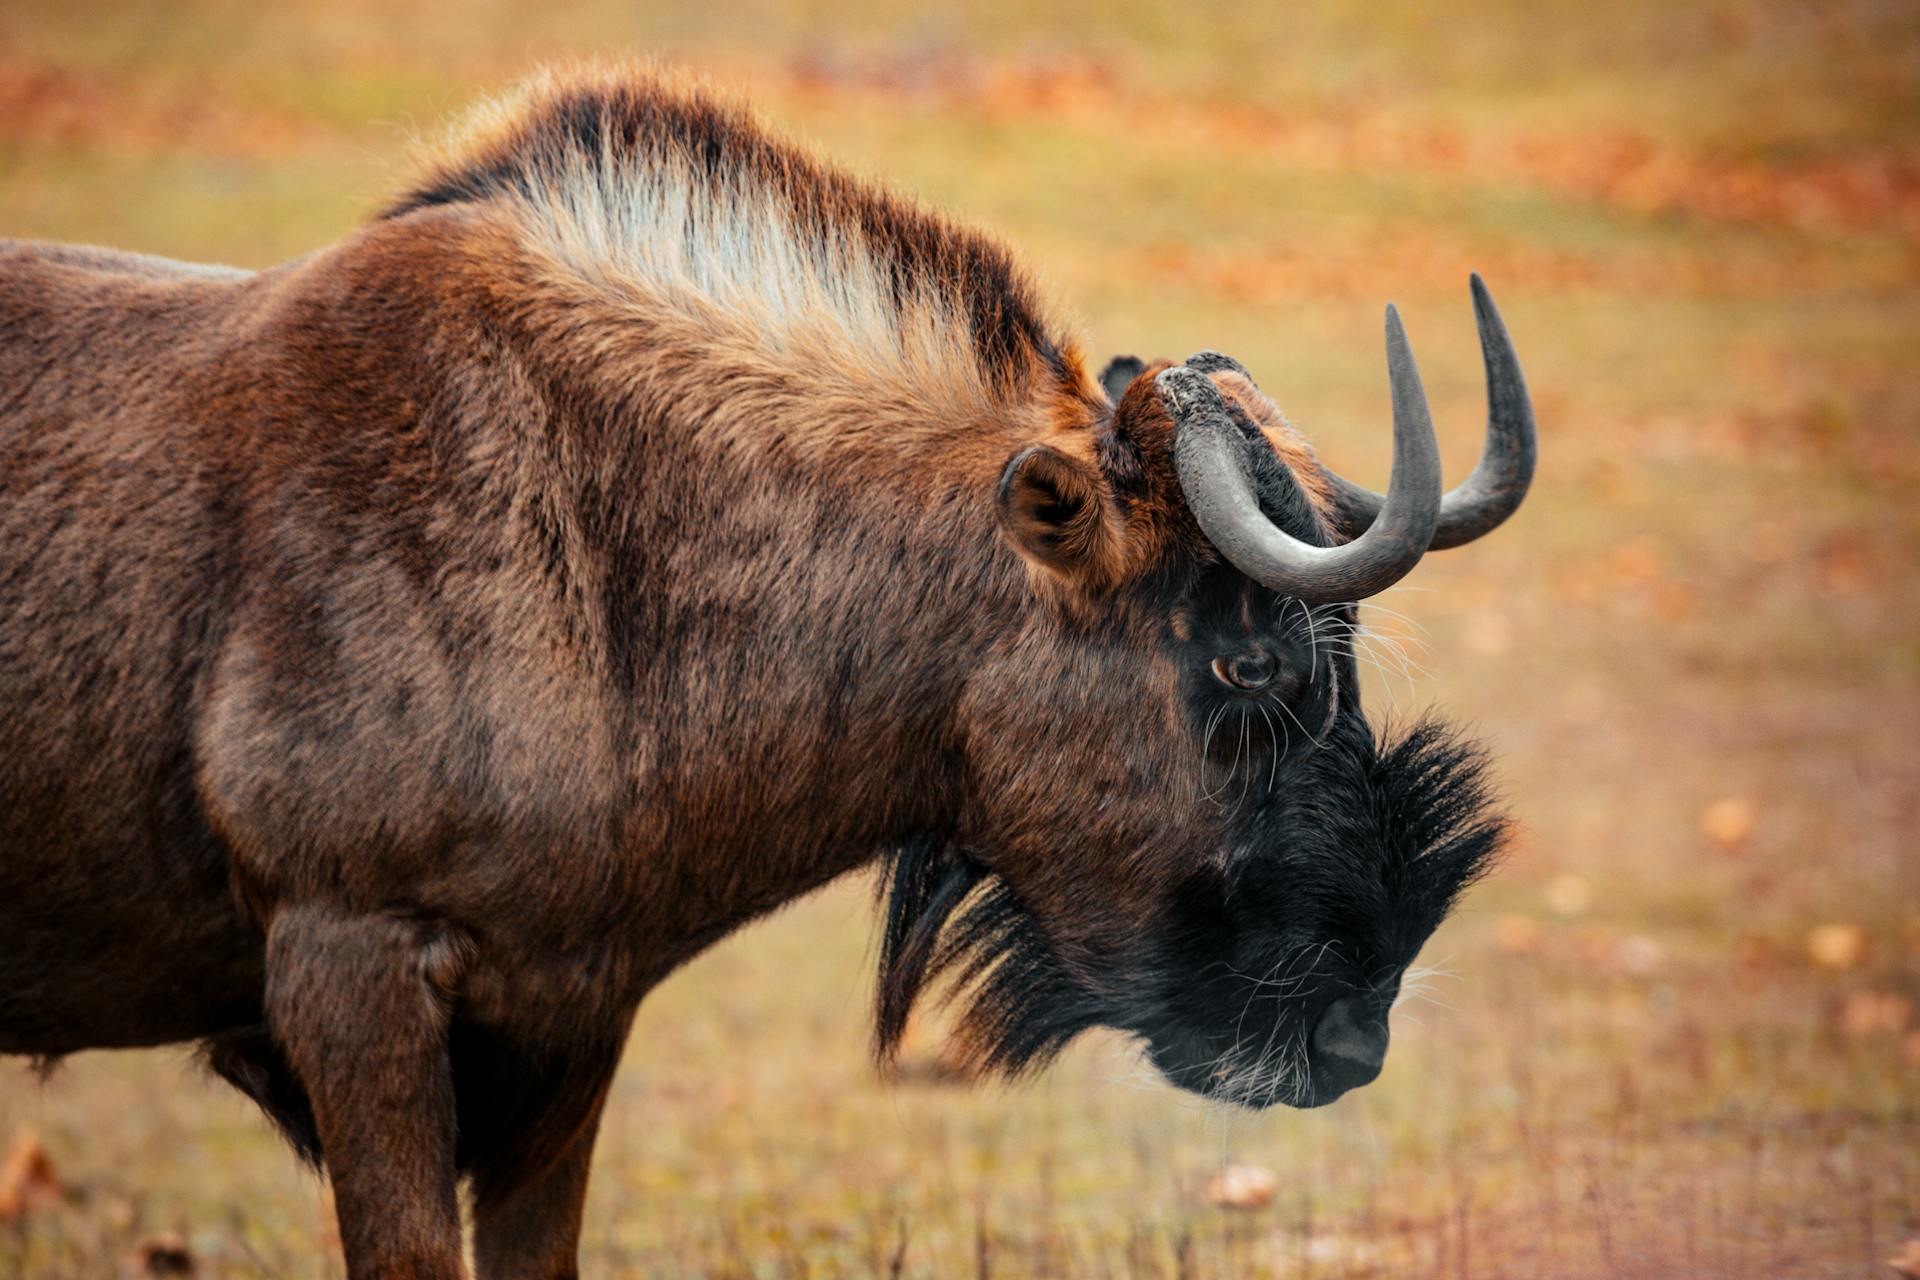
[
  {"xmin": 1288, "ymin": 714, "xmax": 1509, "ymax": 947},
  {"xmin": 873, "ymin": 839, "xmax": 1102, "ymax": 1078}
]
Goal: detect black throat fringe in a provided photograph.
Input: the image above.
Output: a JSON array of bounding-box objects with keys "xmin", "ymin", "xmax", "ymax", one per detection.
[{"xmin": 873, "ymin": 838, "xmax": 1100, "ymax": 1078}]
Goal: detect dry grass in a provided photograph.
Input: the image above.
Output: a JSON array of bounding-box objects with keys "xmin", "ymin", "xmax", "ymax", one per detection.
[{"xmin": 1, "ymin": 2, "xmax": 1916, "ymax": 1276}]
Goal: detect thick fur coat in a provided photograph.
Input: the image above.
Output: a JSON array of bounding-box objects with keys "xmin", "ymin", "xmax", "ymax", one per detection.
[{"xmin": 0, "ymin": 68, "xmax": 1509, "ymax": 1279}]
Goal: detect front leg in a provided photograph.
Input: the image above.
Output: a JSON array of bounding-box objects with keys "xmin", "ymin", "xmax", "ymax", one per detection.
[
  {"xmin": 471, "ymin": 1095, "xmax": 608, "ymax": 1280},
  {"xmin": 460, "ymin": 1017, "xmax": 627, "ymax": 1280},
  {"xmin": 266, "ymin": 907, "xmax": 466, "ymax": 1280}
]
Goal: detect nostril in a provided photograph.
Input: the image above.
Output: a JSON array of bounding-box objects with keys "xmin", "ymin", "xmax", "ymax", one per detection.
[{"xmin": 1312, "ymin": 995, "xmax": 1389, "ymax": 1087}]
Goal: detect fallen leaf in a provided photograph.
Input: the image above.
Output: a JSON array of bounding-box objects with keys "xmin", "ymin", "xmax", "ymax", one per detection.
[
  {"xmin": 1699, "ymin": 797, "xmax": 1756, "ymax": 851},
  {"xmin": 124, "ymin": 1232, "xmax": 195, "ymax": 1278},
  {"xmin": 0, "ymin": 1130, "xmax": 60, "ymax": 1220},
  {"xmin": 1204, "ymin": 1164, "xmax": 1277, "ymax": 1209},
  {"xmin": 1888, "ymin": 1237, "xmax": 1920, "ymax": 1277},
  {"xmin": 1806, "ymin": 924, "xmax": 1870, "ymax": 971}
]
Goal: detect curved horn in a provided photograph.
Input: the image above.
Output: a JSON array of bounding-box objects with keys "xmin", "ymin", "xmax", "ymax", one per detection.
[
  {"xmin": 1322, "ymin": 275, "xmax": 1537, "ymax": 549},
  {"xmin": 1164, "ymin": 305, "xmax": 1442, "ymax": 604}
]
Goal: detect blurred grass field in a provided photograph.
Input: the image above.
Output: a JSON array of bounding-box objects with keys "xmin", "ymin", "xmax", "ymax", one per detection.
[{"xmin": 2, "ymin": 1, "xmax": 1917, "ymax": 1276}]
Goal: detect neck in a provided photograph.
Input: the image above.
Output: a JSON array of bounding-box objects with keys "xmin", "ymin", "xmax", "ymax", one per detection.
[{"xmin": 445, "ymin": 210, "xmax": 1077, "ymax": 950}]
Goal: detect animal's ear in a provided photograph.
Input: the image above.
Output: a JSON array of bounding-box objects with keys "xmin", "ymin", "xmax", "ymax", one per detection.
[
  {"xmin": 996, "ymin": 444, "xmax": 1121, "ymax": 582},
  {"xmin": 1099, "ymin": 355, "xmax": 1147, "ymax": 405}
]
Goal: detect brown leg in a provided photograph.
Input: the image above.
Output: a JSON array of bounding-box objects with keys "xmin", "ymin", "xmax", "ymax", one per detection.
[
  {"xmin": 265, "ymin": 907, "xmax": 465, "ymax": 1280},
  {"xmin": 470, "ymin": 1076, "xmax": 613, "ymax": 1280}
]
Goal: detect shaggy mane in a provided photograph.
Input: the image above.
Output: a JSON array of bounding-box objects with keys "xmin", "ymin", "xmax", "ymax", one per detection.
[{"xmin": 385, "ymin": 67, "xmax": 1073, "ymax": 398}]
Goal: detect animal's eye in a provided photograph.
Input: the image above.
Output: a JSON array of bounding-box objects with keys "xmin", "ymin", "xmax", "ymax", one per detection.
[{"xmin": 1211, "ymin": 651, "xmax": 1275, "ymax": 691}]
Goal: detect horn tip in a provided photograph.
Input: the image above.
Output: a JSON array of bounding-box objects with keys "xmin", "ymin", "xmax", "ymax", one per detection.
[
  {"xmin": 1470, "ymin": 273, "xmax": 1500, "ymax": 322},
  {"xmin": 1383, "ymin": 303, "xmax": 1412, "ymax": 357}
]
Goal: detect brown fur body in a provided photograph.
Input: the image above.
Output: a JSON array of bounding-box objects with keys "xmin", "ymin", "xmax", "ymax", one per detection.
[
  {"xmin": 0, "ymin": 75, "xmax": 1115, "ymax": 1276},
  {"xmin": 0, "ymin": 70, "xmax": 1515, "ymax": 1279}
]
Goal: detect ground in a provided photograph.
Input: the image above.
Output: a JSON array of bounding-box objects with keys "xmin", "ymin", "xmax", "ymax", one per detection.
[{"xmin": 1, "ymin": 1, "xmax": 1916, "ymax": 1276}]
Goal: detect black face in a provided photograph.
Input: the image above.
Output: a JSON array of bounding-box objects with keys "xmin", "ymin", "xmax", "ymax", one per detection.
[
  {"xmin": 1124, "ymin": 712, "xmax": 1503, "ymax": 1108},
  {"xmin": 1110, "ymin": 569, "xmax": 1506, "ymax": 1108}
]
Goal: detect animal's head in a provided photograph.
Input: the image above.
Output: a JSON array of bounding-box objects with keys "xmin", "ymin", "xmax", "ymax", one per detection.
[{"xmin": 879, "ymin": 276, "xmax": 1535, "ymax": 1108}]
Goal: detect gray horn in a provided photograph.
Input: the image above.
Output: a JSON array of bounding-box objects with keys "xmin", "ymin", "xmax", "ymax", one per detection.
[
  {"xmin": 1319, "ymin": 274, "xmax": 1538, "ymax": 549},
  {"xmin": 1162, "ymin": 304, "xmax": 1443, "ymax": 605}
]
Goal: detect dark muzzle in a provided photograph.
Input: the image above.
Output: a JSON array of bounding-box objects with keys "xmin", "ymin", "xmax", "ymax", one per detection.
[{"xmin": 1308, "ymin": 993, "xmax": 1390, "ymax": 1100}]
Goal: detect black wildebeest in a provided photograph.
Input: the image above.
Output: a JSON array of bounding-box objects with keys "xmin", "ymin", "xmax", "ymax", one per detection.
[{"xmin": 0, "ymin": 67, "xmax": 1534, "ymax": 1278}]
